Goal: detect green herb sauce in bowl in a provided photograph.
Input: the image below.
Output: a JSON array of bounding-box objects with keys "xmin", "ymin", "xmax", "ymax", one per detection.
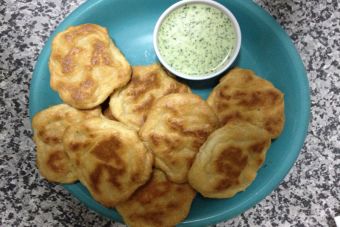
[{"xmin": 154, "ymin": 0, "xmax": 241, "ymax": 80}]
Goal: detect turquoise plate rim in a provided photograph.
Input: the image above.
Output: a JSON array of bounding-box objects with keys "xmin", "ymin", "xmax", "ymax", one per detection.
[{"xmin": 29, "ymin": 0, "xmax": 310, "ymax": 226}]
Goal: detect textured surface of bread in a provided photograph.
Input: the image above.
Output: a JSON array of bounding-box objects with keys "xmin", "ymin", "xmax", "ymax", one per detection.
[
  {"xmin": 109, "ymin": 64, "xmax": 191, "ymax": 130},
  {"xmin": 188, "ymin": 121, "xmax": 271, "ymax": 198},
  {"xmin": 116, "ymin": 169, "xmax": 196, "ymax": 227},
  {"xmin": 140, "ymin": 93, "xmax": 219, "ymax": 183},
  {"xmin": 32, "ymin": 104, "xmax": 101, "ymax": 183},
  {"xmin": 49, "ymin": 24, "xmax": 131, "ymax": 109},
  {"xmin": 63, "ymin": 117, "xmax": 153, "ymax": 207},
  {"xmin": 207, "ymin": 68, "xmax": 284, "ymax": 138}
]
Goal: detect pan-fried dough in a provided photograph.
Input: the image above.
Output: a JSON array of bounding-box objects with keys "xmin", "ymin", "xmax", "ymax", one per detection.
[
  {"xmin": 63, "ymin": 117, "xmax": 153, "ymax": 207},
  {"xmin": 49, "ymin": 24, "xmax": 131, "ymax": 109},
  {"xmin": 207, "ymin": 68, "xmax": 284, "ymax": 138},
  {"xmin": 32, "ymin": 104, "xmax": 101, "ymax": 183},
  {"xmin": 116, "ymin": 169, "xmax": 196, "ymax": 227},
  {"xmin": 140, "ymin": 93, "xmax": 219, "ymax": 183},
  {"xmin": 109, "ymin": 64, "xmax": 191, "ymax": 130},
  {"xmin": 188, "ymin": 121, "xmax": 271, "ymax": 198}
]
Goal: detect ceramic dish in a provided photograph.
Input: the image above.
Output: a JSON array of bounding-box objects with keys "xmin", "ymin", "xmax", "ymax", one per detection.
[
  {"xmin": 29, "ymin": 0, "xmax": 310, "ymax": 226},
  {"xmin": 153, "ymin": 0, "xmax": 241, "ymax": 80}
]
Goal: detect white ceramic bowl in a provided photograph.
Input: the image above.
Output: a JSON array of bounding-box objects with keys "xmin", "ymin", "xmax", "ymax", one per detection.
[{"xmin": 153, "ymin": 0, "xmax": 241, "ymax": 80}]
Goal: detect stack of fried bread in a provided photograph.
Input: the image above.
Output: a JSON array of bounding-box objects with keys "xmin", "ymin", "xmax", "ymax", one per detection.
[{"xmin": 32, "ymin": 24, "xmax": 284, "ymax": 226}]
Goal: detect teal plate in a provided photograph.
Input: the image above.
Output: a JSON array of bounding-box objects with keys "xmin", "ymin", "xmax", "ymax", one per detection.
[{"xmin": 29, "ymin": 0, "xmax": 310, "ymax": 226}]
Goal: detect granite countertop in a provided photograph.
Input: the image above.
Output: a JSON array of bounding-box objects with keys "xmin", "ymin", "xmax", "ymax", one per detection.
[{"xmin": 0, "ymin": 0, "xmax": 339, "ymax": 226}]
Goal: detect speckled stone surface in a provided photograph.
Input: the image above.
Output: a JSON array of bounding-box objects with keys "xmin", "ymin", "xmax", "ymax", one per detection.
[{"xmin": 0, "ymin": 0, "xmax": 339, "ymax": 226}]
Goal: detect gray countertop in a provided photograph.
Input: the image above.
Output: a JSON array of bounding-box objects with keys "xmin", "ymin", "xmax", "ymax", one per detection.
[{"xmin": 0, "ymin": 0, "xmax": 339, "ymax": 226}]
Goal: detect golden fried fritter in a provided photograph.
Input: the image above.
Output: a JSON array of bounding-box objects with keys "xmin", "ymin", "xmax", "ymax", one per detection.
[
  {"xmin": 188, "ymin": 121, "xmax": 271, "ymax": 198},
  {"xmin": 139, "ymin": 93, "xmax": 219, "ymax": 183},
  {"xmin": 32, "ymin": 104, "xmax": 101, "ymax": 183},
  {"xmin": 109, "ymin": 64, "xmax": 191, "ymax": 130},
  {"xmin": 49, "ymin": 24, "xmax": 131, "ymax": 109},
  {"xmin": 63, "ymin": 117, "xmax": 153, "ymax": 207},
  {"xmin": 116, "ymin": 169, "xmax": 196, "ymax": 227},
  {"xmin": 207, "ymin": 68, "xmax": 284, "ymax": 138}
]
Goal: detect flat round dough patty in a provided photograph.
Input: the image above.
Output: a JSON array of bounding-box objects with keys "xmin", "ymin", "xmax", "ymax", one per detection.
[
  {"xmin": 49, "ymin": 24, "xmax": 131, "ymax": 109},
  {"xmin": 109, "ymin": 64, "xmax": 190, "ymax": 130},
  {"xmin": 188, "ymin": 121, "xmax": 271, "ymax": 198},
  {"xmin": 63, "ymin": 117, "xmax": 153, "ymax": 207},
  {"xmin": 207, "ymin": 68, "xmax": 284, "ymax": 138},
  {"xmin": 140, "ymin": 93, "xmax": 219, "ymax": 183},
  {"xmin": 32, "ymin": 104, "xmax": 101, "ymax": 183},
  {"xmin": 116, "ymin": 169, "xmax": 196, "ymax": 227}
]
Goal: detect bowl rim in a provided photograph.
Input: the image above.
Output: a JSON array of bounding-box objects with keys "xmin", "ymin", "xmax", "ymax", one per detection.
[{"xmin": 153, "ymin": 0, "xmax": 242, "ymax": 80}]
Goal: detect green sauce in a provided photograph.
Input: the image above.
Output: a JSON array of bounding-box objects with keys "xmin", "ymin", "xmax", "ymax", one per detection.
[{"xmin": 157, "ymin": 3, "xmax": 237, "ymax": 76}]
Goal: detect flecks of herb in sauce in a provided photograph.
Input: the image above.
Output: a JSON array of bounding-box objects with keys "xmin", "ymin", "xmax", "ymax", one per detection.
[{"xmin": 158, "ymin": 3, "xmax": 237, "ymax": 76}]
